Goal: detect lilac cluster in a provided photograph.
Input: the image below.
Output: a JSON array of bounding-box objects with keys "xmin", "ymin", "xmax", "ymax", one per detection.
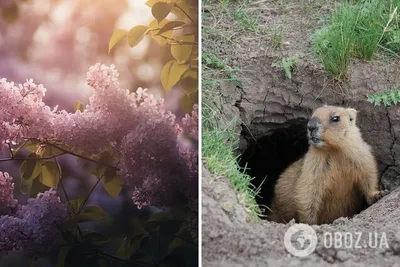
[
  {"xmin": 179, "ymin": 106, "xmax": 199, "ymax": 241},
  {"xmin": 0, "ymin": 63, "xmax": 198, "ymax": 211},
  {"xmin": 0, "ymin": 78, "xmax": 56, "ymax": 152},
  {"xmin": 0, "ymin": 186, "xmax": 68, "ymax": 256},
  {"xmin": 0, "ymin": 171, "xmax": 17, "ymax": 211},
  {"xmin": 179, "ymin": 105, "xmax": 199, "ymax": 210}
]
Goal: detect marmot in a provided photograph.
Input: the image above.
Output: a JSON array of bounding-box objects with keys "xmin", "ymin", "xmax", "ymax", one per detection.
[{"xmin": 269, "ymin": 105, "xmax": 389, "ymax": 225}]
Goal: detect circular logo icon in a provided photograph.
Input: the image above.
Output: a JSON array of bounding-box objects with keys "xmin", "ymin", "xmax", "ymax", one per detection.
[{"xmin": 284, "ymin": 224, "xmax": 317, "ymax": 257}]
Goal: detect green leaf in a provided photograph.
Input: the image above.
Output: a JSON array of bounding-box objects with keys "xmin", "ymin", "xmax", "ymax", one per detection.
[
  {"xmin": 151, "ymin": 2, "xmax": 174, "ymax": 22},
  {"xmin": 13, "ymin": 140, "xmax": 39, "ymax": 154},
  {"xmin": 180, "ymin": 69, "xmax": 198, "ymax": 95},
  {"xmin": 93, "ymin": 151, "xmax": 114, "ymax": 165},
  {"xmin": 149, "ymin": 19, "xmax": 174, "ymax": 45},
  {"xmin": 391, "ymin": 90, "xmax": 398, "ymax": 105},
  {"xmin": 115, "ymin": 234, "xmax": 148, "ymax": 260},
  {"xmin": 20, "ymin": 153, "xmax": 42, "ymax": 181},
  {"xmin": 37, "ymin": 144, "xmax": 65, "ymax": 158},
  {"xmin": 76, "ymin": 205, "xmax": 107, "ymax": 222},
  {"xmin": 179, "ymin": 92, "xmax": 197, "ymax": 113},
  {"xmin": 108, "ymin": 29, "xmax": 128, "ymax": 53},
  {"xmin": 115, "ymin": 239, "xmax": 136, "ymax": 260},
  {"xmin": 57, "ymin": 246, "xmax": 71, "ymax": 267},
  {"xmin": 74, "ymin": 100, "xmax": 84, "ymax": 112},
  {"xmin": 92, "ymin": 151, "xmax": 115, "ymax": 177},
  {"xmin": 103, "ymin": 168, "xmax": 122, "ymax": 197},
  {"xmin": 171, "ymin": 1, "xmax": 191, "ymax": 21},
  {"xmin": 161, "ymin": 61, "xmax": 189, "ymax": 93},
  {"xmin": 130, "ymin": 217, "xmax": 149, "ymax": 237},
  {"xmin": 20, "ymin": 179, "xmax": 33, "ymax": 195},
  {"xmin": 148, "ymin": 211, "xmax": 170, "ymax": 223},
  {"xmin": 157, "ymin": 21, "xmax": 185, "ymax": 35},
  {"xmin": 144, "ymin": 212, "xmax": 170, "ymax": 233},
  {"xmin": 67, "ymin": 198, "xmax": 84, "ymax": 214},
  {"xmin": 39, "ymin": 161, "xmax": 61, "ymax": 189},
  {"xmin": 144, "ymin": 221, "xmax": 159, "ymax": 233},
  {"xmin": 82, "ymin": 230, "xmax": 110, "ymax": 245},
  {"xmin": 171, "ymin": 35, "xmax": 194, "ymax": 63},
  {"xmin": 128, "ymin": 25, "xmax": 150, "ymax": 48},
  {"xmin": 382, "ymin": 93, "xmax": 390, "ymax": 106}
]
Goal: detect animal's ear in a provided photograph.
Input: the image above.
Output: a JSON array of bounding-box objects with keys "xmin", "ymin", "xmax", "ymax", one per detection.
[{"xmin": 346, "ymin": 108, "xmax": 358, "ymax": 124}]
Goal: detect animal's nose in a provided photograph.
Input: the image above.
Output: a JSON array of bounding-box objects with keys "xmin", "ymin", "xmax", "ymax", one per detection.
[{"xmin": 307, "ymin": 118, "xmax": 319, "ymax": 132}]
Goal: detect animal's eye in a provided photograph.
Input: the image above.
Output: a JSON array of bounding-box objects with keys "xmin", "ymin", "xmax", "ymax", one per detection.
[{"xmin": 331, "ymin": 116, "xmax": 340, "ymax": 122}]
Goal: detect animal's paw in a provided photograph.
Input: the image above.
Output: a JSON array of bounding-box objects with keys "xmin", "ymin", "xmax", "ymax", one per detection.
[{"xmin": 367, "ymin": 190, "xmax": 390, "ymax": 205}]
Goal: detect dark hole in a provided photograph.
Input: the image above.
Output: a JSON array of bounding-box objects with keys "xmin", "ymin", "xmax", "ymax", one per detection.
[{"xmin": 238, "ymin": 118, "xmax": 310, "ymax": 218}]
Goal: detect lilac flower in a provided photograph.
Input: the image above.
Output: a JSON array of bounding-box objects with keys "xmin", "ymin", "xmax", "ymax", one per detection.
[
  {"xmin": 0, "ymin": 171, "xmax": 17, "ymax": 210},
  {"xmin": 0, "ymin": 63, "xmax": 198, "ymax": 210},
  {"xmin": 119, "ymin": 121, "xmax": 189, "ymax": 209},
  {"xmin": 0, "ymin": 215, "xmax": 26, "ymax": 252},
  {"xmin": 16, "ymin": 189, "xmax": 68, "ymax": 256},
  {"xmin": 0, "ymin": 189, "xmax": 68, "ymax": 256}
]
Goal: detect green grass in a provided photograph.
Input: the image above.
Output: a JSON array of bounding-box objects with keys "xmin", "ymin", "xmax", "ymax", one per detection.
[
  {"xmin": 313, "ymin": 0, "xmax": 400, "ymax": 79},
  {"xmin": 367, "ymin": 88, "xmax": 400, "ymax": 106},
  {"xmin": 271, "ymin": 57, "xmax": 297, "ymax": 80},
  {"xmin": 201, "ymin": 52, "xmax": 241, "ymax": 87},
  {"xmin": 270, "ymin": 26, "xmax": 283, "ymax": 48},
  {"xmin": 202, "ymin": 102, "xmax": 262, "ymax": 222},
  {"xmin": 233, "ymin": 7, "xmax": 261, "ymax": 32},
  {"xmin": 202, "ymin": 26, "xmax": 262, "ymax": 220}
]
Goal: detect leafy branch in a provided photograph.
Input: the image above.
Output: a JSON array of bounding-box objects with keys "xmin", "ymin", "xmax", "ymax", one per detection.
[{"xmin": 108, "ymin": 0, "xmax": 198, "ymax": 113}]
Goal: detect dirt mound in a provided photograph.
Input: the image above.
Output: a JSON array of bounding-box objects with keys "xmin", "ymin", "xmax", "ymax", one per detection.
[{"xmin": 202, "ymin": 165, "xmax": 400, "ymax": 267}]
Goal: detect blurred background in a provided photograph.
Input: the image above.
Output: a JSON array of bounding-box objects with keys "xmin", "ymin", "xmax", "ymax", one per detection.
[{"xmin": 0, "ymin": 0, "xmax": 183, "ymax": 114}]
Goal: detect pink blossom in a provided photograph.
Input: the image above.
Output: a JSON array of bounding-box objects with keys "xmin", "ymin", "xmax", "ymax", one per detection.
[
  {"xmin": 0, "ymin": 63, "xmax": 198, "ymax": 210},
  {"xmin": 0, "ymin": 189, "xmax": 67, "ymax": 255},
  {"xmin": 0, "ymin": 171, "xmax": 17, "ymax": 210}
]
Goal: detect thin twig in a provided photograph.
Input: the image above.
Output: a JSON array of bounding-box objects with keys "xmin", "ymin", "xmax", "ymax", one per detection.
[
  {"xmin": 56, "ymin": 156, "xmax": 84, "ymax": 240},
  {"xmin": 175, "ymin": 4, "xmax": 196, "ymax": 24},
  {"xmin": 33, "ymin": 139, "xmax": 119, "ymax": 170},
  {"xmin": 78, "ymin": 174, "xmax": 104, "ymax": 213},
  {"xmin": 0, "ymin": 154, "xmax": 66, "ymax": 162},
  {"xmin": 7, "ymin": 143, "xmax": 13, "ymax": 158}
]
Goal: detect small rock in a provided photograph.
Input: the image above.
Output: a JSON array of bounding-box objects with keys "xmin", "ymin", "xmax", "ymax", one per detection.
[
  {"xmin": 249, "ymin": 52, "xmax": 258, "ymax": 58},
  {"xmin": 325, "ymin": 256, "xmax": 335, "ymax": 263},
  {"xmin": 327, "ymin": 248, "xmax": 337, "ymax": 257},
  {"xmin": 222, "ymin": 202, "xmax": 234, "ymax": 212},
  {"xmin": 332, "ymin": 217, "xmax": 348, "ymax": 225},
  {"xmin": 335, "ymin": 250, "xmax": 349, "ymax": 262}
]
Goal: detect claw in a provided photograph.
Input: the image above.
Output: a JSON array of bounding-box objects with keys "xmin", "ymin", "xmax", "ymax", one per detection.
[{"xmin": 367, "ymin": 190, "xmax": 390, "ymax": 205}]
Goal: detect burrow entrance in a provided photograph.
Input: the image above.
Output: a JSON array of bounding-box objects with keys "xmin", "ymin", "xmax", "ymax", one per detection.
[
  {"xmin": 238, "ymin": 118, "xmax": 309, "ymax": 217},
  {"xmin": 237, "ymin": 116, "xmax": 393, "ymax": 221}
]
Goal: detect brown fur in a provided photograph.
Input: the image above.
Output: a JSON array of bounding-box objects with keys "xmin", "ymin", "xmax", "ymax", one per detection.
[{"xmin": 269, "ymin": 105, "xmax": 389, "ymax": 225}]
